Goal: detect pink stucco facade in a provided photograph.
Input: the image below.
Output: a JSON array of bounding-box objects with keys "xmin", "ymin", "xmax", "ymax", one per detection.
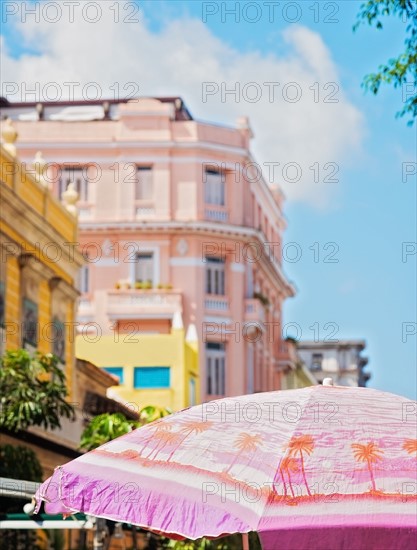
[{"xmin": 2, "ymin": 97, "xmax": 295, "ymax": 401}]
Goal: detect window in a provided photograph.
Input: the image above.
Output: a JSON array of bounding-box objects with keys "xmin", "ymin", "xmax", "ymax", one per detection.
[
  {"xmin": 204, "ymin": 169, "xmax": 225, "ymax": 206},
  {"xmin": 135, "ymin": 252, "xmax": 154, "ymax": 285},
  {"xmin": 103, "ymin": 367, "xmax": 124, "ymax": 383},
  {"xmin": 52, "ymin": 317, "xmax": 65, "ymax": 363},
  {"xmin": 205, "ymin": 257, "xmax": 225, "ymax": 295},
  {"xmin": 134, "ymin": 367, "xmax": 170, "ymax": 389},
  {"xmin": 59, "ymin": 167, "xmax": 89, "ymax": 201},
  {"xmin": 206, "ymin": 342, "xmax": 225, "ymax": 395},
  {"xmin": 311, "ymin": 353, "xmax": 323, "ymax": 371},
  {"xmin": 135, "ymin": 167, "xmax": 153, "ymax": 201},
  {"xmin": 79, "ymin": 265, "xmax": 89, "ymax": 293},
  {"xmin": 22, "ymin": 298, "xmax": 38, "ymax": 348}
]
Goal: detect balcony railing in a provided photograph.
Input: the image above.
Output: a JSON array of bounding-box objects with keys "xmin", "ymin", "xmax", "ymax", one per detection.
[
  {"xmin": 135, "ymin": 200, "xmax": 155, "ymax": 218},
  {"xmin": 107, "ymin": 289, "xmax": 182, "ymax": 319},
  {"xmin": 204, "ymin": 295, "xmax": 229, "ymax": 311},
  {"xmin": 204, "ymin": 207, "xmax": 229, "ymax": 222},
  {"xmin": 136, "ymin": 207, "xmax": 155, "ymax": 217}
]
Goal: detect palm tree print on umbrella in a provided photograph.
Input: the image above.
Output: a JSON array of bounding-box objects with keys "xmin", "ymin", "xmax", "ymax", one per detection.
[
  {"xmin": 146, "ymin": 429, "xmax": 183, "ymax": 460},
  {"xmin": 166, "ymin": 420, "xmax": 214, "ymax": 462},
  {"xmin": 351, "ymin": 442, "xmax": 384, "ymax": 492},
  {"xmin": 287, "ymin": 435, "xmax": 314, "ymax": 496},
  {"xmin": 403, "ymin": 439, "xmax": 417, "ymax": 455},
  {"xmin": 225, "ymin": 433, "xmax": 263, "ymax": 475},
  {"xmin": 138, "ymin": 423, "xmax": 172, "ymax": 455},
  {"xmin": 278, "ymin": 456, "xmax": 299, "ymax": 498}
]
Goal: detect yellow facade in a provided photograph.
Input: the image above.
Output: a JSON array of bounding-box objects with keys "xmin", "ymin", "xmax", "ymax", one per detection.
[
  {"xmin": 76, "ymin": 326, "xmax": 200, "ymax": 411},
  {"xmin": 0, "ymin": 124, "xmax": 83, "ymax": 400}
]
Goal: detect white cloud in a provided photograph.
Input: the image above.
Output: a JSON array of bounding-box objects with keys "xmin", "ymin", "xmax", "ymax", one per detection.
[{"xmin": 1, "ymin": 2, "xmax": 365, "ymax": 208}]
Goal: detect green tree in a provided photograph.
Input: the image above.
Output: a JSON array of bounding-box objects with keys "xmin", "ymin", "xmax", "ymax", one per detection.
[
  {"xmin": 80, "ymin": 405, "xmax": 172, "ymax": 450},
  {"xmin": 354, "ymin": 0, "xmax": 417, "ymax": 123},
  {"xmin": 0, "ymin": 349, "xmax": 75, "ymax": 432},
  {"xmin": 80, "ymin": 412, "xmax": 136, "ymax": 451}
]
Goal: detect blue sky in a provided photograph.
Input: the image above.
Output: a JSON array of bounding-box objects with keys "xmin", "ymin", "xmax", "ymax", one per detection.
[{"xmin": 2, "ymin": 0, "xmax": 416, "ymax": 399}]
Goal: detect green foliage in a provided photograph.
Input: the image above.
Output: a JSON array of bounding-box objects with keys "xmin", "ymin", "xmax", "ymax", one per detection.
[
  {"xmin": 0, "ymin": 350, "xmax": 75, "ymax": 432},
  {"xmin": 80, "ymin": 406, "xmax": 172, "ymax": 451},
  {"xmin": 80, "ymin": 413, "xmax": 136, "ymax": 451},
  {"xmin": 354, "ymin": 0, "xmax": 417, "ymax": 123},
  {"xmin": 138, "ymin": 404, "xmax": 172, "ymax": 423},
  {"xmin": 0, "ymin": 444, "xmax": 43, "ymax": 513},
  {"xmin": 0, "ymin": 444, "xmax": 43, "ymax": 481}
]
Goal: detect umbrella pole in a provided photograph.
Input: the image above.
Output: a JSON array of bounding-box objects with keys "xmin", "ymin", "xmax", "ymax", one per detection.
[{"xmin": 242, "ymin": 533, "xmax": 250, "ymax": 550}]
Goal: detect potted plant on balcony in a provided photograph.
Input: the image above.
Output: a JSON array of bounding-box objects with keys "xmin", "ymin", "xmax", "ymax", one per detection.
[
  {"xmin": 143, "ymin": 279, "xmax": 153, "ymax": 290},
  {"xmin": 135, "ymin": 280, "xmax": 144, "ymax": 290},
  {"xmin": 164, "ymin": 283, "xmax": 173, "ymax": 290},
  {"xmin": 117, "ymin": 279, "xmax": 131, "ymax": 290},
  {"xmin": 115, "ymin": 282, "xmax": 121, "ymax": 290}
]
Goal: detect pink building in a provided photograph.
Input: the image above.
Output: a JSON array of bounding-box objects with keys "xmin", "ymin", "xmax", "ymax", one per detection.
[{"xmin": 1, "ymin": 96, "xmax": 296, "ymax": 401}]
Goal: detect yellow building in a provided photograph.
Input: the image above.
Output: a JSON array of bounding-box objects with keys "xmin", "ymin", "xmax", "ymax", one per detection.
[
  {"xmin": 0, "ymin": 119, "xmax": 87, "ymax": 474},
  {"xmin": 0, "ymin": 119, "xmax": 83, "ymax": 391},
  {"xmin": 76, "ymin": 313, "xmax": 200, "ymax": 411},
  {"xmin": 278, "ymin": 338, "xmax": 317, "ymax": 390}
]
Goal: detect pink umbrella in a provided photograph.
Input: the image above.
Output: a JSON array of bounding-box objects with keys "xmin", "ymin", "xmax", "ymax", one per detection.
[{"xmin": 35, "ymin": 381, "xmax": 417, "ymax": 549}]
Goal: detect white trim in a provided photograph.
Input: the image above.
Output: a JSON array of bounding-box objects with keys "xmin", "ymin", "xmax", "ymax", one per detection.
[
  {"xmin": 93, "ymin": 258, "xmax": 121, "ymax": 267},
  {"xmin": 15, "ymin": 155, "xmax": 249, "ymax": 169},
  {"xmin": 11, "ymin": 140, "xmax": 247, "ymax": 156},
  {"xmin": 107, "ymin": 313, "xmax": 174, "ymax": 320},
  {"xmin": 170, "ymin": 257, "xmax": 204, "ymax": 267}
]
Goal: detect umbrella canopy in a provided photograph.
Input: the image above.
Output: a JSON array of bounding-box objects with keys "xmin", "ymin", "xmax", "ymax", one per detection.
[{"xmin": 35, "ymin": 383, "xmax": 417, "ymax": 549}]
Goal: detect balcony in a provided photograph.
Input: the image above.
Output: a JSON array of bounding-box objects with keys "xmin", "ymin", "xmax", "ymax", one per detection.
[
  {"xmin": 204, "ymin": 295, "xmax": 229, "ymax": 312},
  {"xmin": 107, "ymin": 289, "xmax": 182, "ymax": 320},
  {"xmin": 204, "ymin": 207, "xmax": 229, "ymax": 223},
  {"xmin": 135, "ymin": 200, "xmax": 155, "ymax": 218},
  {"xmin": 244, "ymin": 298, "xmax": 266, "ymax": 324}
]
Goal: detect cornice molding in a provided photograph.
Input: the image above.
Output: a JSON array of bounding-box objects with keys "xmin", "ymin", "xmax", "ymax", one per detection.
[{"xmin": 49, "ymin": 276, "xmax": 80, "ymax": 301}]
